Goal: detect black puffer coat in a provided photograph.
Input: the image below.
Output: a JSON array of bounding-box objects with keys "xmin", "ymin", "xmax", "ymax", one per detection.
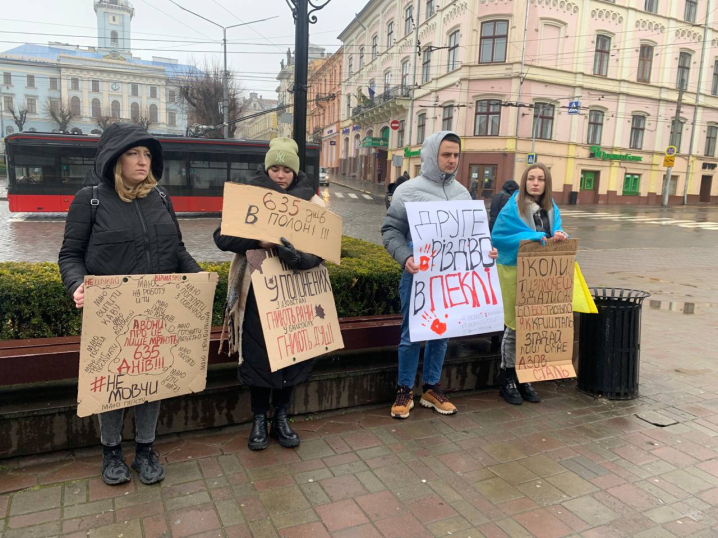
[
  {"xmin": 59, "ymin": 123, "xmax": 201, "ymax": 297},
  {"xmin": 214, "ymin": 167, "xmax": 320, "ymax": 389}
]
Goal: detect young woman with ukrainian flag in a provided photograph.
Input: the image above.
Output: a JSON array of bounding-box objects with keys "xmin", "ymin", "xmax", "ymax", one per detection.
[{"xmin": 491, "ymin": 163, "xmax": 596, "ymax": 405}]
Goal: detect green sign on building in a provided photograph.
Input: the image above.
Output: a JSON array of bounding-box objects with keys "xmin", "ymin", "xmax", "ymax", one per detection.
[
  {"xmin": 361, "ymin": 137, "xmax": 388, "ymax": 148},
  {"xmin": 403, "ymin": 147, "xmax": 421, "ymax": 158},
  {"xmin": 589, "ymin": 146, "xmax": 642, "ymax": 162}
]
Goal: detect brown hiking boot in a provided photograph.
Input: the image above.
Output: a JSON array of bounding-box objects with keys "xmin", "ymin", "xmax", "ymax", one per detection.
[
  {"xmin": 391, "ymin": 386, "xmax": 414, "ymax": 419},
  {"xmin": 420, "ymin": 386, "xmax": 457, "ymax": 415}
]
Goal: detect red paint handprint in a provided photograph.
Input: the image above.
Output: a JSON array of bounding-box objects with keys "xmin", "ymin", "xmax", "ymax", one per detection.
[
  {"xmin": 421, "ymin": 310, "xmax": 448, "ymax": 336},
  {"xmin": 418, "ymin": 244, "xmax": 437, "ymax": 271}
]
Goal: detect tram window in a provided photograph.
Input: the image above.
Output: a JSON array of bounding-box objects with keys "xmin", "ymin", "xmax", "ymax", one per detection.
[
  {"xmin": 163, "ymin": 154, "xmax": 188, "ymax": 187},
  {"xmin": 189, "ymin": 155, "xmax": 227, "ymax": 189},
  {"xmin": 13, "ymin": 147, "xmax": 56, "ymax": 186},
  {"xmin": 61, "ymin": 155, "xmax": 94, "ymax": 186},
  {"xmin": 228, "ymin": 153, "xmax": 263, "ymax": 184}
]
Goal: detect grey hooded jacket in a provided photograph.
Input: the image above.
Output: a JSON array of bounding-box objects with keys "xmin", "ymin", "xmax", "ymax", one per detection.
[{"xmin": 381, "ymin": 131, "xmax": 471, "ymax": 268}]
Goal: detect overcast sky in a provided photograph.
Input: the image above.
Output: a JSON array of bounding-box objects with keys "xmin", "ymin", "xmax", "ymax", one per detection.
[{"xmin": 1, "ymin": 0, "xmax": 352, "ymax": 99}]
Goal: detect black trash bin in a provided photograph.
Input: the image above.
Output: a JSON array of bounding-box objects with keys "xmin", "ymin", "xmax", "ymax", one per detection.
[{"xmin": 577, "ymin": 288, "xmax": 650, "ymax": 400}]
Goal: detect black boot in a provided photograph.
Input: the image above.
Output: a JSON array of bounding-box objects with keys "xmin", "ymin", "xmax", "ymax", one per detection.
[
  {"xmin": 270, "ymin": 408, "xmax": 300, "ymax": 448},
  {"xmin": 517, "ymin": 379, "xmax": 541, "ymax": 403},
  {"xmin": 500, "ymin": 368, "xmax": 523, "ymax": 405},
  {"xmin": 248, "ymin": 414, "xmax": 269, "ymax": 451}
]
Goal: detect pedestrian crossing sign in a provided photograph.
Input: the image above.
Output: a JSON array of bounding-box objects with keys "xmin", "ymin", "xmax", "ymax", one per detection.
[
  {"xmin": 527, "ymin": 153, "xmax": 537, "ymax": 164},
  {"xmin": 568, "ymin": 101, "xmax": 580, "ymax": 114}
]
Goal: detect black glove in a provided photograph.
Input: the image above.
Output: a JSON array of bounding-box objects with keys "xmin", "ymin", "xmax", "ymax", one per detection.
[{"xmin": 276, "ymin": 237, "xmax": 322, "ymax": 270}]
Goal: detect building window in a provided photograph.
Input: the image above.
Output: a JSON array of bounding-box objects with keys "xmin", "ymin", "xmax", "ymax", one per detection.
[
  {"xmin": 71, "ymin": 77, "xmax": 79, "ymax": 90},
  {"xmin": 149, "ymin": 104, "xmax": 158, "ymax": 123},
  {"xmin": 387, "ymin": 21, "xmax": 394, "ymax": 48},
  {"xmin": 442, "ymin": 105, "xmax": 454, "ymax": 131},
  {"xmin": 26, "ymin": 98, "xmax": 36, "ymax": 114},
  {"xmin": 111, "ymin": 100, "xmax": 121, "ymax": 118},
  {"xmin": 587, "ymin": 110, "xmax": 604, "ymax": 145},
  {"xmin": 369, "ymin": 80, "xmax": 375, "ymax": 99},
  {"xmin": 384, "ymin": 70, "xmax": 391, "ymax": 95},
  {"xmin": 426, "ymin": 0, "xmax": 434, "ymax": 18},
  {"xmin": 671, "ymin": 119, "xmax": 685, "ymax": 152},
  {"xmin": 622, "ymin": 174, "xmax": 641, "ymax": 196},
  {"xmin": 168, "ymin": 111, "xmax": 177, "ymax": 127},
  {"xmin": 532, "ymin": 103, "xmax": 555, "ymax": 140},
  {"xmin": 50, "ymin": 77, "xmax": 58, "ymax": 90},
  {"xmin": 480, "ymin": 21, "xmax": 508, "ymax": 64},
  {"xmin": 447, "ymin": 31, "xmax": 459, "ymax": 71},
  {"xmin": 131, "ymin": 83, "xmax": 139, "ymax": 97},
  {"xmin": 6, "ymin": 126, "xmax": 13, "ymax": 135},
  {"xmin": 111, "ymin": 30, "xmax": 119, "ymax": 46},
  {"xmin": 417, "ymin": 113, "xmax": 426, "ymax": 143},
  {"xmin": 91, "ymin": 80, "xmax": 100, "ymax": 93},
  {"xmin": 131, "ymin": 102, "xmax": 140, "ymax": 122},
  {"xmin": 348, "ymin": 56, "xmax": 353, "ymax": 76},
  {"xmin": 630, "ymin": 115, "xmax": 645, "ymax": 149},
  {"xmin": 3, "ymin": 72, "xmax": 11, "ymax": 85},
  {"xmin": 398, "ymin": 119, "xmax": 405, "ymax": 147},
  {"xmin": 706, "ymin": 125, "xmax": 718, "ymax": 156},
  {"xmin": 645, "ymin": 0, "xmax": 658, "ymax": 11},
  {"xmin": 677, "ymin": 52, "xmax": 691, "ymax": 89},
  {"xmin": 372, "ymin": 35, "xmax": 378, "ymax": 59},
  {"xmin": 91, "ymin": 98, "xmax": 101, "ymax": 118},
  {"xmin": 168, "ymin": 90, "xmax": 176, "ymax": 103},
  {"xmin": 405, "ymin": 5, "xmax": 413, "ymax": 35},
  {"xmin": 70, "ymin": 96, "xmax": 81, "ymax": 116},
  {"xmin": 474, "ymin": 99, "xmax": 501, "ymax": 136},
  {"xmin": 685, "ymin": 0, "xmax": 697, "ymax": 22},
  {"xmin": 422, "ymin": 47, "xmax": 432, "ymax": 83},
  {"xmin": 3, "ymin": 96, "xmax": 12, "ymax": 112},
  {"xmin": 638, "ymin": 45, "xmax": 653, "ymax": 83},
  {"xmin": 359, "ymin": 47, "xmax": 364, "ymax": 69},
  {"xmin": 593, "ymin": 35, "xmax": 611, "ymax": 76},
  {"xmin": 150, "ymin": 86, "xmax": 158, "ymax": 99},
  {"xmin": 50, "ymin": 99, "xmax": 60, "ymax": 114},
  {"xmin": 401, "ymin": 59, "xmax": 410, "ymax": 91},
  {"xmin": 26, "ymin": 74, "xmax": 35, "ymax": 88},
  {"xmin": 712, "ymin": 60, "xmax": 718, "ymax": 95}
]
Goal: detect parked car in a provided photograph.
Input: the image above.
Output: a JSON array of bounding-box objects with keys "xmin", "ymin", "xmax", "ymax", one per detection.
[{"xmin": 319, "ymin": 167, "xmax": 330, "ymax": 186}]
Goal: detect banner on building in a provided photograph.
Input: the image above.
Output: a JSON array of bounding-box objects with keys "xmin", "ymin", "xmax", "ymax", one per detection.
[
  {"xmin": 406, "ymin": 200, "xmax": 504, "ymax": 341},
  {"xmin": 515, "ymin": 239, "xmax": 578, "ymax": 383},
  {"xmin": 248, "ymin": 249, "xmax": 344, "ymax": 371},
  {"xmin": 221, "ymin": 183, "xmax": 342, "ymax": 265},
  {"xmin": 77, "ymin": 273, "xmax": 218, "ymax": 418}
]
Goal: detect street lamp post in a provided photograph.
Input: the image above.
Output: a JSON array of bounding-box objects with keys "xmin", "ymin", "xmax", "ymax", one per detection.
[
  {"xmin": 286, "ymin": 0, "xmax": 333, "ymax": 171},
  {"xmin": 171, "ymin": 2, "xmax": 276, "ymax": 138}
]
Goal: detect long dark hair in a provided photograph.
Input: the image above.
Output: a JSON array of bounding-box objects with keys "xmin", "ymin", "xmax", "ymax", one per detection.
[{"xmin": 517, "ymin": 163, "xmax": 554, "ymax": 220}]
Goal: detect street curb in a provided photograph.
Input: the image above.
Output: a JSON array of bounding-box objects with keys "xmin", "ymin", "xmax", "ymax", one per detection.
[{"xmin": 330, "ymin": 179, "xmax": 378, "ymax": 196}]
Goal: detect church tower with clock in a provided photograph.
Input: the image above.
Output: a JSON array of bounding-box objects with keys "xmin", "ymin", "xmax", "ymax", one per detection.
[{"xmin": 95, "ymin": 0, "xmax": 134, "ymax": 55}]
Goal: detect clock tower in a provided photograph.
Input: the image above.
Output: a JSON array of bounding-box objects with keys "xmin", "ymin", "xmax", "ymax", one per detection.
[{"xmin": 94, "ymin": 0, "xmax": 134, "ymax": 55}]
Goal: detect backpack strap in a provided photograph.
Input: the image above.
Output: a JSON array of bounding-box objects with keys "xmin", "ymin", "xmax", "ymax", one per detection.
[
  {"xmin": 90, "ymin": 185, "xmax": 99, "ymax": 225},
  {"xmin": 154, "ymin": 186, "xmax": 170, "ymax": 213}
]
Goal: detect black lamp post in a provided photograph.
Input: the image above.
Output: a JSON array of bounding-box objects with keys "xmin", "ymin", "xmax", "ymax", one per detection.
[{"xmin": 285, "ymin": 0, "xmax": 332, "ymax": 170}]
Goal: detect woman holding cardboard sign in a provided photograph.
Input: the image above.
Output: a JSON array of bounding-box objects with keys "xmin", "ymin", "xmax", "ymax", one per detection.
[
  {"xmin": 214, "ymin": 137, "xmax": 325, "ymax": 451},
  {"xmin": 491, "ymin": 163, "xmax": 569, "ymax": 405},
  {"xmin": 58, "ymin": 123, "xmax": 202, "ymax": 486}
]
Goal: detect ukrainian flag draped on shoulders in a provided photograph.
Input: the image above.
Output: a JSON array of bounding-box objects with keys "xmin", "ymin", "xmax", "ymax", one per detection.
[{"xmin": 491, "ymin": 192, "xmax": 597, "ymax": 330}]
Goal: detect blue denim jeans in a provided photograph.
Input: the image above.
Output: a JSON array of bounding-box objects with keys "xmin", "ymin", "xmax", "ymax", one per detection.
[
  {"xmin": 398, "ymin": 270, "xmax": 449, "ymax": 388},
  {"xmin": 98, "ymin": 401, "xmax": 161, "ymax": 447}
]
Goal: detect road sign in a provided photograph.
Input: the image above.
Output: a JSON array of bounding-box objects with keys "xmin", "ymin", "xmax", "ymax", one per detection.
[
  {"xmin": 527, "ymin": 153, "xmax": 537, "ymax": 164},
  {"xmin": 663, "ymin": 155, "xmax": 675, "ymax": 167},
  {"xmin": 665, "ymin": 146, "xmax": 677, "ymax": 157},
  {"xmin": 568, "ymin": 101, "xmax": 580, "ymax": 115},
  {"xmin": 390, "ymin": 120, "xmax": 400, "ymax": 131}
]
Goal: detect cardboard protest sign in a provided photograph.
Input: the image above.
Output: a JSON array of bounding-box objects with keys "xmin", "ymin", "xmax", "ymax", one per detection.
[
  {"xmin": 406, "ymin": 200, "xmax": 503, "ymax": 342},
  {"xmin": 220, "ymin": 183, "xmax": 342, "ymax": 264},
  {"xmin": 515, "ymin": 239, "xmax": 578, "ymax": 383},
  {"xmin": 77, "ymin": 273, "xmax": 218, "ymax": 418},
  {"xmin": 247, "ymin": 249, "xmax": 344, "ymax": 372}
]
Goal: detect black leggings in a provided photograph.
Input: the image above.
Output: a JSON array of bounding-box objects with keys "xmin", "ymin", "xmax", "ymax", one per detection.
[{"xmin": 250, "ymin": 386, "xmax": 294, "ymax": 414}]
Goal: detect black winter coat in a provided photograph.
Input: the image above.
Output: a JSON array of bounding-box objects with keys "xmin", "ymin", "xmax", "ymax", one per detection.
[
  {"xmin": 214, "ymin": 168, "xmax": 320, "ymax": 390},
  {"xmin": 489, "ymin": 180, "xmax": 520, "ymax": 232},
  {"xmin": 59, "ymin": 124, "xmax": 201, "ymax": 297}
]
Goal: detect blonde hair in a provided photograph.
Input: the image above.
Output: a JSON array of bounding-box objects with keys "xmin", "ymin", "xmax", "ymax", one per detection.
[
  {"xmin": 517, "ymin": 163, "xmax": 554, "ymax": 220},
  {"xmin": 113, "ymin": 161, "xmax": 158, "ymax": 202}
]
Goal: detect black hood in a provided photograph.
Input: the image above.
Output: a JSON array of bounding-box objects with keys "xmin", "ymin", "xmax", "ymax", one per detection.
[
  {"xmin": 502, "ymin": 180, "xmax": 519, "ymax": 195},
  {"xmin": 250, "ymin": 166, "xmax": 316, "ymax": 201},
  {"xmin": 93, "ymin": 123, "xmax": 163, "ymax": 187}
]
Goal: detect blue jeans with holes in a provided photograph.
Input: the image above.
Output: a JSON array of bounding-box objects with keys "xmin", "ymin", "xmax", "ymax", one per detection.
[{"xmin": 397, "ymin": 270, "xmax": 449, "ymax": 389}]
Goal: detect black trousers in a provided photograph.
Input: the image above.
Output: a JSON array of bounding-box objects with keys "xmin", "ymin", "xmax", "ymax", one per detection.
[{"xmin": 249, "ymin": 386, "xmax": 294, "ymax": 414}]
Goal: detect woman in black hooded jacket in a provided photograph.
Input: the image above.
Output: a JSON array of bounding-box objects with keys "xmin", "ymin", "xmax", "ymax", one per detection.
[
  {"xmin": 59, "ymin": 123, "xmax": 201, "ymax": 486},
  {"xmin": 214, "ymin": 137, "xmax": 323, "ymax": 451}
]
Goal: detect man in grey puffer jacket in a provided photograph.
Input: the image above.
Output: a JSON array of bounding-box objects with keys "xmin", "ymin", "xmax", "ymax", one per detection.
[{"xmin": 381, "ymin": 131, "xmax": 470, "ymax": 419}]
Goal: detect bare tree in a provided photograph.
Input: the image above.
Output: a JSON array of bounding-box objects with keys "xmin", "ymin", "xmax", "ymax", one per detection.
[
  {"xmin": 175, "ymin": 62, "xmax": 243, "ymax": 138},
  {"xmin": 130, "ymin": 106, "xmax": 155, "ymax": 131},
  {"xmin": 44, "ymin": 98, "xmax": 76, "ymax": 133},
  {"xmin": 7, "ymin": 102, "xmax": 28, "ymax": 132},
  {"xmin": 95, "ymin": 107, "xmax": 121, "ymax": 131}
]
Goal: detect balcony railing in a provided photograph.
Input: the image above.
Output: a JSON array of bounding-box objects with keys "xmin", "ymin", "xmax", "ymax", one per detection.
[{"xmin": 352, "ymin": 85, "xmax": 411, "ymax": 117}]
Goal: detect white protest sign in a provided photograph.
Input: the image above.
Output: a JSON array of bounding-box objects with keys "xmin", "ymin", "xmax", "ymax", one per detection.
[{"xmin": 406, "ymin": 200, "xmax": 504, "ymax": 341}]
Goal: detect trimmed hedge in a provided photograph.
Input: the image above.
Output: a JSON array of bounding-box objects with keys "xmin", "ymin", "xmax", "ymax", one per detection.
[{"xmin": 0, "ymin": 236, "xmax": 402, "ymax": 341}]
